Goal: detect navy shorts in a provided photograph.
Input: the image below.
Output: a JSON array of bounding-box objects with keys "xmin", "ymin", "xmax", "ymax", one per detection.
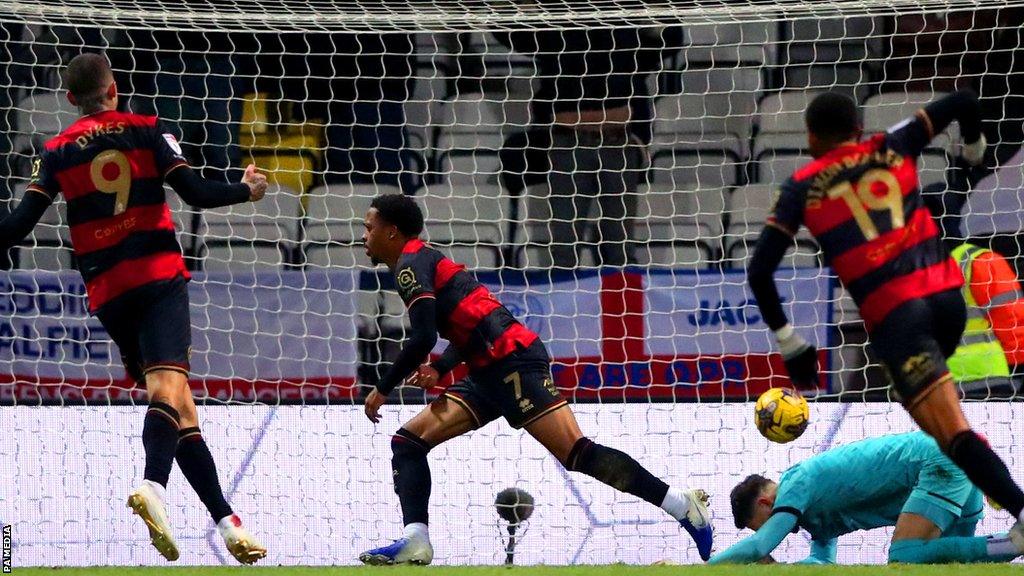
[
  {"xmin": 871, "ymin": 289, "xmax": 966, "ymax": 407},
  {"xmin": 95, "ymin": 277, "xmax": 191, "ymax": 384},
  {"xmin": 443, "ymin": 340, "xmax": 567, "ymax": 429}
]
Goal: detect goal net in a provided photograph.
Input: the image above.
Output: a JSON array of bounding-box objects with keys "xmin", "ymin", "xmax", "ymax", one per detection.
[{"xmin": 2, "ymin": 0, "xmax": 1023, "ymax": 566}]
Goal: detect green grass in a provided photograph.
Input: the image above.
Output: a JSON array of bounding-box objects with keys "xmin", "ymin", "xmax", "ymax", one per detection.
[{"xmin": 12, "ymin": 566, "xmax": 1024, "ymax": 575}]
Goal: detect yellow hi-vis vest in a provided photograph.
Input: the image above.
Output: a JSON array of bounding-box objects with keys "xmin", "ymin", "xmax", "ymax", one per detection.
[{"xmin": 946, "ymin": 244, "xmax": 1012, "ymax": 390}]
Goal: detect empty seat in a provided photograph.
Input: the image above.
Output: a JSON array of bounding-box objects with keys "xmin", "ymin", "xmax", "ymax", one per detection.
[
  {"xmin": 642, "ymin": 240, "xmax": 713, "ymax": 268},
  {"xmin": 862, "ymin": 91, "xmax": 956, "ymax": 147},
  {"xmin": 755, "ymin": 150, "xmax": 812, "ymax": 185},
  {"xmin": 302, "ymin": 184, "xmax": 395, "ymax": 264},
  {"xmin": 197, "ymin": 184, "xmax": 301, "ymax": 270},
  {"xmin": 12, "ymin": 183, "xmax": 71, "ymax": 271},
  {"xmin": 638, "ymin": 187, "xmax": 726, "ymax": 240},
  {"xmin": 752, "ymin": 90, "xmax": 823, "ymax": 157},
  {"xmin": 418, "ymin": 188, "xmax": 504, "ymax": 245},
  {"xmin": 684, "ymin": 20, "xmax": 777, "ymax": 64},
  {"xmin": 15, "ymin": 91, "xmax": 79, "ymax": 149},
  {"xmin": 434, "ymin": 93, "xmax": 512, "ymax": 152},
  {"xmin": 724, "ymin": 222, "xmax": 821, "ymax": 269},
  {"xmin": 438, "ymin": 149, "xmax": 503, "ymax": 188},
  {"xmin": 649, "ymin": 148, "xmax": 741, "ymax": 191},
  {"xmin": 727, "ymin": 183, "xmax": 777, "ymax": 228},
  {"xmin": 652, "ymin": 65, "xmax": 762, "ymax": 149}
]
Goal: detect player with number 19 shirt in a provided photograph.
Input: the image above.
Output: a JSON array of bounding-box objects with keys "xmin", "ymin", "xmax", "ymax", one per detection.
[
  {"xmin": 358, "ymin": 194, "xmax": 713, "ymax": 566},
  {"xmin": 747, "ymin": 91, "xmax": 1024, "ymax": 546}
]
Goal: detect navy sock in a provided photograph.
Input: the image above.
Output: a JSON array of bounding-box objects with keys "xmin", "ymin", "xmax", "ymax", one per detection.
[
  {"xmin": 391, "ymin": 428, "xmax": 431, "ymax": 526},
  {"xmin": 566, "ymin": 438, "xmax": 669, "ymax": 507},
  {"xmin": 947, "ymin": 430, "xmax": 1024, "ymax": 518},
  {"xmin": 143, "ymin": 402, "xmax": 180, "ymax": 487},
  {"xmin": 176, "ymin": 427, "xmax": 233, "ymax": 522}
]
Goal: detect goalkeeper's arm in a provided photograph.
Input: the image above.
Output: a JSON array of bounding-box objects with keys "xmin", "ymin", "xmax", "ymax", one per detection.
[
  {"xmin": 797, "ymin": 537, "xmax": 838, "ymax": 564},
  {"xmin": 708, "ymin": 512, "xmax": 798, "ymax": 564},
  {"xmin": 0, "ymin": 189, "xmax": 50, "ymax": 250},
  {"xmin": 747, "ymin": 226, "xmax": 819, "ymax": 388}
]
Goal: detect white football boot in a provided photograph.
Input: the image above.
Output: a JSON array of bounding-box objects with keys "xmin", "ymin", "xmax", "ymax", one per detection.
[
  {"xmin": 217, "ymin": 514, "xmax": 267, "ymax": 565},
  {"xmin": 127, "ymin": 481, "xmax": 180, "ymax": 561},
  {"xmin": 359, "ymin": 527, "xmax": 434, "ymax": 566}
]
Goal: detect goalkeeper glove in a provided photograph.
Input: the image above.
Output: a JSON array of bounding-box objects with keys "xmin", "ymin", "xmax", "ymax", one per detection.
[
  {"xmin": 962, "ymin": 133, "xmax": 987, "ymax": 167},
  {"xmin": 775, "ymin": 325, "xmax": 819, "ymax": 390}
]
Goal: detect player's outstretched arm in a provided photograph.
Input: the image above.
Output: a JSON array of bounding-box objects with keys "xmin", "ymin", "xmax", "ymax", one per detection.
[
  {"xmin": 365, "ymin": 297, "xmax": 439, "ymax": 422},
  {"xmin": 796, "ymin": 537, "xmax": 837, "ymax": 564},
  {"xmin": 708, "ymin": 511, "xmax": 798, "ymax": 564},
  {"xmin": 0, "ymin": 190, "xmax": 50, "ymax": 250},
  {"xmin": 748, "ymin": 226, "xmax": 819, "ymax": 388},
  {"xmin": 890, "ymin": 90, "xmax": 985, "ymax": 163},
  {"xmin": 166, "ymin": 163, "xmax": 267, "ymax": 208}
]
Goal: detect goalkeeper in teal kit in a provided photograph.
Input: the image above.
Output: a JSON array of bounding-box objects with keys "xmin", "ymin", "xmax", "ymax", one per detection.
[{"xmin": 711, "ymin": 432, "xmax": 1024, "ymax": 564}]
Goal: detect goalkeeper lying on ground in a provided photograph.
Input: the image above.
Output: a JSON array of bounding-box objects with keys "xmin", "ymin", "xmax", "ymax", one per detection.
[{"xmin": 710, "ymin": 431, "xmax": 1024, "ymax": 564}]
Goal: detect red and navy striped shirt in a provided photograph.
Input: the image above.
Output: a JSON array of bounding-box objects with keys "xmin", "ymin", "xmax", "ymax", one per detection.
[
  {"xmin": 767, "ymin": 113, "xmax": 963, "ymax": 330},
  {"xmin": 395, "ymin": 239, "xmax": 538, "ymax": 370},
  {"xmin": 27, "ymin": 110, "xmax": 190, "ymax": 312}
]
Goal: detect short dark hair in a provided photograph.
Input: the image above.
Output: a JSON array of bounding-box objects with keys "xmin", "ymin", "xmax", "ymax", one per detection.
[
  {"xmin": 730, "ymin": 474, "xmax": 772, "ymax": 529},
  {"xmin": 65, "ymin": 53, "xmax": 113, "ymax": 110},
  {"xmin": 371, "ymin": 194, "xmax": 424, "ymax": 237},
  {"xmin": 806, "ymin": 91, "xmax": 859, "ymax": 143}
]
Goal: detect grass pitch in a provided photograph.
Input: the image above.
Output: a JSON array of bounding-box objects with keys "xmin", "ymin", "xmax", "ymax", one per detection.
[{"xmin": 13, "ymin": 565, "xmax": 1024, "ymax": 575}]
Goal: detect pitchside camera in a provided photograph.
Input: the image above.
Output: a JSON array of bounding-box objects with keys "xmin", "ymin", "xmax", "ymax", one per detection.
[{"xmin": 494, "ymin": 487, "xmax": 534, "ymax": 565}]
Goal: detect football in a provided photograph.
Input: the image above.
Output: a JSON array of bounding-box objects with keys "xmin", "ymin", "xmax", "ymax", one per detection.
[{"xmin": 755, "ymin": 387, "xmax": 810, "ymax": 443}]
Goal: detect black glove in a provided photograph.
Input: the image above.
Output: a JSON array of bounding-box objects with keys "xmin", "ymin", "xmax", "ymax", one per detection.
[{"xmin": 783, "ymin": 345, "xmax": 819, "ymax": 390}]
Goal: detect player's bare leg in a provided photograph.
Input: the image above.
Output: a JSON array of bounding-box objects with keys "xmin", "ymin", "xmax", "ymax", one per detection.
[
  {"xmin": 175, "ymin": 382, "xmax": 265, "ymax": 564},
  {"xmin": 360, "ymin": 396, "xmax": 476, "ymax": 566},
  {"xmin": 524, "ymin": 405, "xmax": 714, "ymax": 560},
  {"xmin": 888, "ymin": 512, "xmax": 1024, "ymax": 563},
  {"xmin": 128, "ymin": 369, "xmax": 187, "ymax": 561},
  {"xmin": 908, "ymin": 375, "xmax": 1024, "ymax": 539}
]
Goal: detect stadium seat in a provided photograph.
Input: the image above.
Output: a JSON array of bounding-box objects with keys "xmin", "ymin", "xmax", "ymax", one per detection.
[
  {"xmin": 752, "ymin": 90, "xmax": 823, "ymax": 157},
  {"xmin": 434, "ymin": 93, "xmax": 511, "ymax": 153},
  {"xmin": 684, "ymin": 20, "xmax": 778, "ymax": 65},
  {"xmin": 302, "ymin": 184, "xmax": 401, "ymax": 266},
  {"xmin": 197, "ymin": 184, "xmax": 302, "ymax": 271},
  {"xmin": 638, "ymin": 187, "xmax": 726, "ymax": 240},
  {"xmin": 652, "ymin": 65, "xmax": 761, "ymax": 152},
  {"xmin": 724, "ymin": 222, "xmax": 821, "ymax": 269},
  {"xmin": 15, "ymin": 91, "xmax": 79, "ymax": 149},
  {"xmin": 726, "ymin": 183, "xmax": 777, "ymax": 229},
  {"xmin": 641, "ymin": 240, "xmax": 714, "ymax": 268},
  {"xmin": 648, "ymin": 148, "xmax": 742, "ymax": 191},
  {"xmin": 754, "ymin": 150, "xmax": 812, "ymax": 185},
  {"xmin": 417, "ymin": 187, "xmax": 504, "ymax": 246},
  {"xmin": 11, "ymin": 183, "xmax": 71, "ymax": 271},
  {"xmin": 862, "ymin": 91, "xmax": 956, "ymax": 148},
  {"xmin": 438, "ymin": 149, "xmax": 503, "ymax": 188}
]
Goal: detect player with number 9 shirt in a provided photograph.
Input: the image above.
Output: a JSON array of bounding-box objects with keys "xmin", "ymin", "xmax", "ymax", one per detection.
[
  {"xmin": 0, "ymin": 53, "xmax": 268, "ymax": 564},
  {"xmin": 746, "ymin": 90, "xmax": 1024, "ymax": 544}
]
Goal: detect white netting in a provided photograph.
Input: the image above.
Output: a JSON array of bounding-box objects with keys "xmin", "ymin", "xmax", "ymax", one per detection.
[{"xmin": 2, "ymin": 0, "xmax": 1024, "ymax": 566}]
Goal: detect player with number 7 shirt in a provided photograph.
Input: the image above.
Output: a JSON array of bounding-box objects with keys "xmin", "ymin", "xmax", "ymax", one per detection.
[
  {"xmin": 358, "ymin": 193, "xmax": 713, "ymax": 565},
  {"xmin": 746, "ymin": 90, "xmax": 1024, "ymax": 548},
  {"xmin": 1, "ymin": 54, "xmax": 269, "ymax": 564}
]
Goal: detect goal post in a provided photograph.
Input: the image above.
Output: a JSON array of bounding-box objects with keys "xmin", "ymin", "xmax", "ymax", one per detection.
[{"xmin": 1, "ymin": 0, "xmax": 1023, "ymax": 566}]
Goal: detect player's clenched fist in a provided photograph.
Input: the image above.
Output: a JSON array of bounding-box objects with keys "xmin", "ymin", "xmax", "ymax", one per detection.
[{"xmin": 242, "ymin": 163, "xmax": 268, "ymax": 202}]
